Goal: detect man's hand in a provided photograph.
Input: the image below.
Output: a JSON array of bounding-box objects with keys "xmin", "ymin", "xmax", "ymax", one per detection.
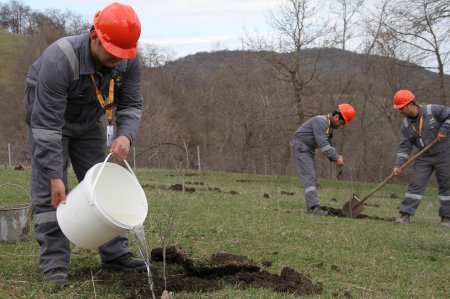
[
  {"xmin": 392, "ymin": 167, "xmax": 401, "ymax": 176},
  {"xmin": 335, "ymin": 155, "xmax": 344, "ymax": 166},
  {"xmin": 110, "ymin": 135, "xmax": 131, "ymax": 161},
  {"xmin": 437, "ymin": 132, "xmax": 446, "ymax": 141},
  {"xmin": 51, "ymin": 179, "xmax": 66, "ymax": 209}
]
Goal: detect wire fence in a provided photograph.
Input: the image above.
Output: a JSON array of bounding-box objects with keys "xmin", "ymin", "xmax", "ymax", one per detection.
[{"xmin": 0, "ymin": 142, "xmax": 299, "ymax": 177}]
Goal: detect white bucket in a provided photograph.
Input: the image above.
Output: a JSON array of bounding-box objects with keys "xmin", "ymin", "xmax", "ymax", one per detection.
[{"xmin": 57, "ymin": 154, "xmax": 148, "ymax": 250}]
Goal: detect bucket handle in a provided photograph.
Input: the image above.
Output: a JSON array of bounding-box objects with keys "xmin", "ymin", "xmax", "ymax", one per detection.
[{"xmin": 89, "ymin": 153, "xmax": 136, "ymax": 205}]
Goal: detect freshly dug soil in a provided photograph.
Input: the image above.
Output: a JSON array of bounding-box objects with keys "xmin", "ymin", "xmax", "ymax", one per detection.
[
  {"xmin": 322, "ymin": 206, "xmax": 395, "ymax": 221},
  {"xmin": 81, "ymin": 246, "xmax": 323, "ymax": 298}
]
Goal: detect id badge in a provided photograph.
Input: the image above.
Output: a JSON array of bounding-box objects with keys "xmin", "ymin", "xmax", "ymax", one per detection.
[{"xmin": 106, "ymin": 125, "xmax": 114, "ymax": 147}]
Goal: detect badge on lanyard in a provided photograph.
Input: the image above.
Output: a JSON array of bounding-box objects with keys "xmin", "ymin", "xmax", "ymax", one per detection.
[
  {"xmin": 107, "ymin": 125, "xmax": 114, "ymax": 147},
  {"xmin": 419, "ymin": 138, "xmax": 424, "ymax": 148},
  {"xmin": 90, "ymin": 74, "xmax": 115, "ymax": 147}
]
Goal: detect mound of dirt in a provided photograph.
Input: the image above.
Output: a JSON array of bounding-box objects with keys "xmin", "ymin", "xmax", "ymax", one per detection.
[
  {"xmin": 86, "ymin": 246, "xmax": 323, "ymax": 298},
  {"xmin": 322, "ymin": 206, "xmax": 395, "ymax": 221}
]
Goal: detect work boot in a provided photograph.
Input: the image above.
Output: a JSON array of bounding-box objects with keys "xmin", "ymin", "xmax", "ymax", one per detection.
[
  {"xmin": 307, "ymin": 205, "xmax": 328, "ymax": 216},
  {"xmin": 43, "ymin": 268, "xmax": 69, "ymax": 286},
  {"xmin": 440, "ymin": 217, "xmax": 450, "ymax": 228},
  {"xmin": 395, "ymin": 213, "xmax": 410, "ymax": 224},
  {"xmin": 102, "ymin": 253, "xmax": 147, "ymax": 272}
]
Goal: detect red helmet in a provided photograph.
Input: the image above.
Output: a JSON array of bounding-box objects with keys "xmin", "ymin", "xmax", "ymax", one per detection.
[
  {"xmin": 393, "ymin": 89, "xmax": 415, "ymax": 110},
  {"xmin": 338, "ymin": 103, "xmax": 356, "ymax": 124},
  {"xmin": 94, "ymin": 2, "xmax": 141, "ymax": 59}
]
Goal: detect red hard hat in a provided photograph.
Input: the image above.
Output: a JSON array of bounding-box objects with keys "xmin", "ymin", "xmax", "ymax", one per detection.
[
  {"xmin": 94, "ymin": 2, "xmax": 141, "ymax": 59},
  {"xmin": 338, "ymin": 103, "xmax": 356, "ymax": 124},
  {"xmin": 393, "ymin": 89, "xmax": 415, "ymax": 110}
]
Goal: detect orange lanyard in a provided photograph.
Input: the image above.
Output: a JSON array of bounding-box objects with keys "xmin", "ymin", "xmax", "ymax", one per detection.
[
  {"xmin": 326, "ymin": 115, "xmax": 331, "ymax": 136},
  {"xmin": 90, "ymin": 75, "xmax": 114, "ymax": 124},
  {"xmin": 410, "ymin": 115, "xmax": 423, "ymax": 137}
]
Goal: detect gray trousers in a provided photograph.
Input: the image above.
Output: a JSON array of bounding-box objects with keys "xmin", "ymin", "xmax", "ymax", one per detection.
[
  {"xmin": 399, "ymin": 151, "xmax": 450, "ymax": 218},
  {"xmin": 291, "ymin": 139, "xmax": 319, "ymax": 211},
  {"xmin": 27, "ymin": 120, "xmax": 129, "ymax": 273}
]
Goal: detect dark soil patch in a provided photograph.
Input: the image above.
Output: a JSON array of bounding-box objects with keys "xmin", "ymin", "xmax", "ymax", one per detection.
[
  {"xmin": 185, "ymin": 181, "xmax": 204, "ymax": 185},
  {"xmin": 208, "ymin": 186, "xmax": 222, "ymax": 192},
  {"xmin": 169, "ymin": 184, "xmax": 195, "ymax": 192},
  {"xmin": 263, "ymin": 193, "xmax": 270, "ymax": 198},
  {"xmin": 281, "ymin": 191, "xmax": 295, "ymax": 196},
  {"xmin": 207, "ymin": 186, "xmax": 239, "ymax": 195},
  {"xmin": 79, "ymin": 246, "xmax": 322, "ymax": 298},
  {"xmin": 322, "ymin": 206, "xmax": 395, "ymax": 221}
]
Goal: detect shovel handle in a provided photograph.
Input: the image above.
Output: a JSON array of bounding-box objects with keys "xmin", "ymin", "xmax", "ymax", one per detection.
[{"xmin": 356, "ymin": 138, "xmax": 439, "ymax": 205}]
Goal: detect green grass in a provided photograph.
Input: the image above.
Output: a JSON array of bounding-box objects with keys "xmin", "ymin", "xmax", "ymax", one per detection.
[{"xmin": 0, "ymin": 167, "xmax": 449, "ymax": 298}]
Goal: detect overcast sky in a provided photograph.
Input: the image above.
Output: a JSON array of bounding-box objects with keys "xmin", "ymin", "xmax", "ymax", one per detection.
[{"xmin": 25, "ymin": 0, "xmax": 281, "ymax": 58}]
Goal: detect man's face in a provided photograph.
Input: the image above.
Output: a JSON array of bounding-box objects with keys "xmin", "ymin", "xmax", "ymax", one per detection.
[
  {"xmin": 90, "ymin": 31, "xmax": 123, "ymax": 68},
  {"xmin": 332, "ymin": 114, "xmax": 346, "ymax": 128},
  {"xmin": 398, "ymin": 103, "xmax": 417, "ymax": 118}
]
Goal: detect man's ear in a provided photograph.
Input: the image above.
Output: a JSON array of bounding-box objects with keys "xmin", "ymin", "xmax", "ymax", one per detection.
[{"xmin": 90, "ymin": 30, "xmax": 98, "ymax": 40}]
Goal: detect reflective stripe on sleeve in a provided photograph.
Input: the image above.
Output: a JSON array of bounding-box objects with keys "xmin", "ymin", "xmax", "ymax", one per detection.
[
  {"xmin": 320, "ymin": 144, "xmax": 332, "ymax": 152},
  {"xmin": 32, "ymin": 128, "xmax": 62, "ymax": 142},
  {"xmin": 34, "ymin": 211, "xmax": 57, "ymax": 224},
  {"xmin": 426, "ymin": 105, "xmax": 432, "ymax": 115},
  {"xmin": 397, "ymin": 153, "xmax": 409, "ymax": 159}
]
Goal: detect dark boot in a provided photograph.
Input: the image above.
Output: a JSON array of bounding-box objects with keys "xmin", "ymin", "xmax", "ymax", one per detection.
[
  {"xmin": 440, "ymin": 217, "xmax": 450, "ymax": 228},
  {"xmin": 395, "ymin": 212, "xmax": 410, "ymax": 224},
  {"xmin": 102, "ymin": 253, "xmax": 147, "ymax": 272},
  {"xmin": 307, "ymin": 205, "xmax": 328, "ymax": 216},
  {"xmin": 43, "ymin": 268, "xmax": 69, "ymax": 286}
]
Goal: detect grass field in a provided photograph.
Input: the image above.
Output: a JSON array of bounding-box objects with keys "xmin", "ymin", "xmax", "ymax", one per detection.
[{"xmin": 0, "ymin": 167, "xmax": 449, "ymax": 298}]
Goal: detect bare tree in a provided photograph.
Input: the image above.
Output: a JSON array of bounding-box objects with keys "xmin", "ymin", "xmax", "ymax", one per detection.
[
  {"xmin": 246, "ymin": 0, "xmax": 329, "ymax": 124},
  {"xmin": 330, "ymin": 0, "xmax": 366, "ymax": 51},
  {"xmin": 384, "ymin": 0, "xmax": 450, "ymax": 104},
  {"xmin": 0, "ymin": 0, "xmax": 30, "ymax": 34}
]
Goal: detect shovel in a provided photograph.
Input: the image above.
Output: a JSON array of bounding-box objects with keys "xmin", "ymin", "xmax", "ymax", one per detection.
[{"xmin": 341, "ymin": 138, "xmax": 439, "ymax": 218}]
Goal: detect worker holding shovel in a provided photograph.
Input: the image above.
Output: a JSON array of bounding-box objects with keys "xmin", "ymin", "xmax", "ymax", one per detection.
[
  {"xmin": 392, "ymin": 90, "xmax": 450, "ymax": 227},
  {"xmin": 291, "ymin": 104, "xmax": 356, "ymax": 215}
]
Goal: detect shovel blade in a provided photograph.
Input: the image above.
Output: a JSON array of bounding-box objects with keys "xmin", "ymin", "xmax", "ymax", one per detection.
[{"xmin": 341, "ymin": 195, "xmax": 364, "ymax": 218}]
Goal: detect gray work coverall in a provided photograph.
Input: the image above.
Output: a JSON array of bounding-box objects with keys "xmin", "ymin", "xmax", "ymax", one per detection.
[
  {"xmin": 395, "ymin": 104, "xmax": 450, "ymax": 218},
  {"xmin": 291, "ymin": 114, "xmax": 339, "ymax": 211},
  {"xmin": 24, "ymin": 33, "xmax": 143, "ymax": 273}
]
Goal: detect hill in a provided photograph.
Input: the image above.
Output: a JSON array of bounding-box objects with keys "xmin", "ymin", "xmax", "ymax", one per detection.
[{"xmin": 1, "ymin": 31, "xmax": 449, "ymax": 181}]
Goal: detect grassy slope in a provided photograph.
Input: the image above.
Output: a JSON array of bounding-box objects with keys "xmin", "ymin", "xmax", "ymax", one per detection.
[
  {"xmin": 0, "ymin": 167, "xmax": 448, "ymax": 298},
  {"xmin": 0, "ymin": 30, "xmax": 25, "ymax": 83}
]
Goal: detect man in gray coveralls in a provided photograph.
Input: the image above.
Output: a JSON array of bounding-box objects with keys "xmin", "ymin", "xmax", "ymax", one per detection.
[
  {"xmin": 391, "ymin": 89, "xmax": 450, "ymax": 227},
  {"xmin": 24, "ymin": 2, "xmax": 146, "ymax": 285},
  {"xmin": 291, "ymin": 104, "xmax": 356, "ymax": 215}
]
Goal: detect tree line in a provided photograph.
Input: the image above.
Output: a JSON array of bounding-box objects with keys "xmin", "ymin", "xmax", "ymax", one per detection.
[{"xmin": 0, "ymin": 0, "xmax": 449, "ymax": 184}]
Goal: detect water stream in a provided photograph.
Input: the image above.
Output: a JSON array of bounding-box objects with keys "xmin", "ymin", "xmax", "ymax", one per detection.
[{"xmin": 132, "ymin": 225, "xmax": 156, "ymax": 299}]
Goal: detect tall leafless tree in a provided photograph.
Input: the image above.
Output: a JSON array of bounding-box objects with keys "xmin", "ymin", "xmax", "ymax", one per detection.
[
  {"xmin": 384, "ymin": 0, "xmax": 449, "ymax": 104},
  {"xmin": 246, "ymin": 0, "xmax": 329, "ymax": 125}
]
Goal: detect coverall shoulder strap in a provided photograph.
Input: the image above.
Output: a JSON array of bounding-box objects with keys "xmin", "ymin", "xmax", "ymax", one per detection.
[{"xmin": 56, "ymin": 37, "xmax": 79, "ymax": 81}]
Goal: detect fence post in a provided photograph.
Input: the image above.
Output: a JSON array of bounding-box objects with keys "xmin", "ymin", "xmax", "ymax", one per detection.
[
  {"xmin": 264, "ymin": 155, "xmax": 267, "ymax": 176},
  {"xmin": 197, "ymin": 145, "xmax": 201, "ymax": 172},
  {"xmin": 8, "ymin": 143, "xmax": 11, "ymax": 168}
]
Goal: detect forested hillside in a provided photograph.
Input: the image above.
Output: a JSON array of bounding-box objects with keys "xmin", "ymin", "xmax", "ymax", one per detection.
[{"xmin": 1, "ymin": 0, "xmax": 449, "ymax": 183}]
